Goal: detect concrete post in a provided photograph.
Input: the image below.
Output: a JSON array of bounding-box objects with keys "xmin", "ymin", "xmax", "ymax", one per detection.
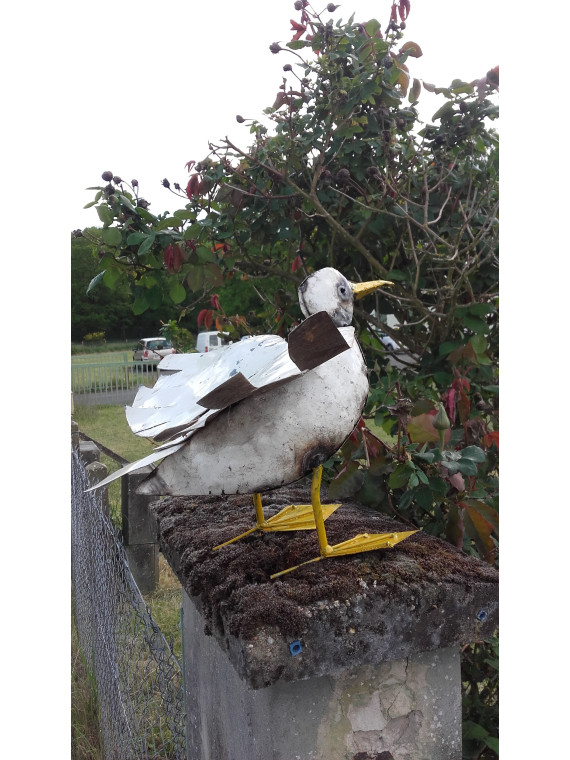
[
  {"xmin": 71, "ymin": 418, "xmax": 80, "ymax": 449},
  {"xmin": 121, "ymin": 466, "xmax": 159, "ymax": 593},
  {"xmin": 150, "ymin": 485, "xmax": 499, "ymax": 760},
  {"xmin": 182, "ymin": 591, "xmax": 462, "ymax": 760},
  {"xmin": 79, "ymin": 439, "xmax": 101, "ymax": 465},
  {"xmin": 85, "ymin": 460, "xmax": 110, "ymax": 516}
]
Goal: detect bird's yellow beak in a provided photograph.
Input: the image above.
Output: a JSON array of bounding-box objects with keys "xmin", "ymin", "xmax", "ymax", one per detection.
[{"xmin": 351, "ymin": 279, "xmax": 394, "ymax": 300}]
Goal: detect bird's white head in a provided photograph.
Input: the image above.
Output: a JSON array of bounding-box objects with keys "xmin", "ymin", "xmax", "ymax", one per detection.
[{"xmin": 298, "ymin": 267, "xmax": 393, "ymax": 327}]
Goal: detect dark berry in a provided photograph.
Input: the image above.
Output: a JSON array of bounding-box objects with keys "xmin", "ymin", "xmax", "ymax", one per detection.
[
  {"xmin": 269, "ymin": 42, "xmax": 282, "ymax": 54},
  {"xmin": 131, "ymin": 179, "xmax": 139, "ymax": 187},
  {"xmin": 283, "ymin": 64, "xmax": 292, "ymax": 72},
  {"xmin": 104, "ymin": 184, "xmax": 115, "ymax": 194},
  {"xmin": 101, "ymin": 171, "xmax": 113, "ymax": 181},
  {"xmin": 162, "ymin": 178, "xmax": 170, "ymax": 188},
  {"xmin": 236, "ymin": 115, "xmax": 245, "ymax": 123},
  {"xmin": 112, "ymin": 175, "xmax": 122, "ymax": 184}
]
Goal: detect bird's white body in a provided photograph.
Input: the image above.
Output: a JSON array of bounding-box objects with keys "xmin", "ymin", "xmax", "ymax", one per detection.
[
  {"xmin": 137, "ymin": 327, "xmax": 367, "ymax": 496},
  {"xmin": 90, "ymin": 268, "xmax": 388, "ymax": 497}
]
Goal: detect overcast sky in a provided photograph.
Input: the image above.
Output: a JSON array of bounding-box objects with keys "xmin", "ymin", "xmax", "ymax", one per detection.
[{"xmin": 67, "ymin": 0, "xmax": 499, "ymax": 229}]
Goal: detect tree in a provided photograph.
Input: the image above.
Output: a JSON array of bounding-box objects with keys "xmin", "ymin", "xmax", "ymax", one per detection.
[{"xmin": 81, "ymin": 3, "xmax": 498, "ymax": 752}]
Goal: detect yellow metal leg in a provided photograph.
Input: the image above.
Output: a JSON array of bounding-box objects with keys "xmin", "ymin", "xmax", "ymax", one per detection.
[
  {"xmin": 213, "ymin": 485, "xmax": 341, "ymax": 551},
  {"xmin": 270, "ymin": 465, "xmax": 418, "ymax": 579}
]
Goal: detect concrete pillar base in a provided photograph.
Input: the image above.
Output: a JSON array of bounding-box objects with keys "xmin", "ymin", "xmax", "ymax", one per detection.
[{"xmin": 183, "ymin": 591, "xmax": 461, "ymax": 760}]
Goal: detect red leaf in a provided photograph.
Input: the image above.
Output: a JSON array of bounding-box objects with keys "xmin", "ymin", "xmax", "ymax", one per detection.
[
  {"xmin": 197, "ymin": 309, "xmax": 214, "ymax": 330},
  {"xmin": 446, "ymin": 471, "xmax": 466, "ymax": 491},
  {"xmin": 390, "ymin": 4, "xmax": 398, "ymax": 23},
  {"xmin": 408, "ymin": 412, "xmax": 451, "ymax": 444},
  {"xmin": 484, "ymin": 430, "xmax": 499, "ymax": 450},
  {"xmin": 186, "ymin": 174, "xmax": 200, "ymax": 199},
  {"xmin": 463, "ymin": 503, "xmax": 496, "ymax": 563},
  {"xmin": 210, "ymin": 293, "xmax": 220, "ymax": 310},
  {"xmin": 362, "ymin": 427, "xmax": 384, "ymax": 460},
  {"xmin": 185, "ymin": 160, "xmax": 196, "ymax": 172},
  {"xmin": 163, "ymin": 244, "xmax": 174, "ymax": 272},
  {"xmin": 163, "ymin": 243, "xmax": 185, "ymax": 273},
  {"xmin": 442, "ymin": 386, "xmax": 456, "ymax": 425},
  {"xmin": 399, "ymin": 0, "xmax": 410, "ymax": 21},
  {"xmin": 291, "ymin": 255, "xmax": 303, "ymax": 272},
  {"xmin": 457, "ymin": 386, "xmax": 471, "ymax": 425},
  {"xmin": 290, "ymin": 19, "xmax": 306, "ymax": 41}
]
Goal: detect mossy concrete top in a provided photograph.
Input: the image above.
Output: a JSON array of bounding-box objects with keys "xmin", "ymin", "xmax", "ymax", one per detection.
[{"xmin": 151, "ymin": 481, "xmax": 498, "ymax": 689}]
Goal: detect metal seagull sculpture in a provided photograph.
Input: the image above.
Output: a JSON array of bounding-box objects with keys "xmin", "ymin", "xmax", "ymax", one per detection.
[{"xmin": 91, "ymin": 267, "xmax": 416, "ymax": 577}]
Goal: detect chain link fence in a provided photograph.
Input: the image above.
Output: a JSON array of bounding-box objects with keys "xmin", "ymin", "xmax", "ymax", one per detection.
[{"xmin": 71, "ymin": 446, "xmax": 187, "ymax": 759}]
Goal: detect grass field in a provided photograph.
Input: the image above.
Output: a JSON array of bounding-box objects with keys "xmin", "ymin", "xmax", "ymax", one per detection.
[{"xmin": 71, "ymin": 350, "xmax": 134, "ymax": 365}]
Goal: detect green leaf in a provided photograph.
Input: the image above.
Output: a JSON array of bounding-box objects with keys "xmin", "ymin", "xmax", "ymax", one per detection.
[
  {"xmin": 455, "ymin": 459, "xmax": 479, "ymax": 476},
  {"xmin": 287, "ymin": 40, "xmax": 310, "ymax": 50},
  {"xmin": 389, "ymin": 463, "xmax": 414, "ymax": 489},
  {"xmin": 96, "ymin": 205, "xmax": 114, "ymax": 227},
  {"xmin": 439, "ymin": 340, "xmax": 462, "ymax": 356},
  {"xmin": 365, "ymin": 18, "xmax": 381, "ymax": 37},
  {"xmin": 102, "ymin": 267, "xmax": 121, "ymax": 288},
  {"xmin": 415, "ymin": 486, "xmax": 434, "ymax": 509},
  {"xmin": 86, "ymin": 271, "xmax": 105, "ymax": 294},
  {"xmin": 416, "ymin": 469, "xmax": 429, "ymax": 485},
  {"xmin": 169, "ymin": 279, "xmax": 186, "ymax": 304},
  {"xmin": 329, "ymin": 461, "xmax": 365, "ymax": 500},
  {"xmin": 102, "ymin": 227, "xmax": 122, "ymax": 247},
  {"xmin": 484, "ymin": 736, "xmax": 499, "ymax": 753},
  {"xmin": 469, "ymin": 334, "xmax": 487, "ymax": 354},
  {"xmin": 460, "ymin": 446, "xmax": 486, "ymax": 463},
  {"xmin": 408, "ymin": 77, "xmax": 421, "ymax": 103},
  {"xmin": 138, "ymin": 233, "xmax": 156, "ymax": 257},
  {"xmin": 186, "ymin": 265, "xmax": 205, "ymax": 292},
  {"xmin": 118, "ymin": 193, "xmax": 136, "ymax": 212},
  {"xmin": 196, "ymin": 246, "xmax": 216, "ymax": 263},
  {"xmin": 157, "ymin": 217, "xmax": 182, "ymax": 230},
  {"xmin": 461, "ymin": 316, "xmax": 488, "ymax": 334},
  {"xmin": 432, "ymin": 101, "xmax": 455, "ymax": 121},
  {"xmin": 411, "ymin": 398, "xmax": 436, "ymax": 416},
  {"xmin": 126, "ymin": 232, "xmax": 147, "ymax": 246},
  {"xmin": 136, "ymin": 206, "xmax": 157, "ymax": 223},
  {"xmin": 173, "ymin": 209, "xmax": 195, "ymax": 220},
  {"xmin": 132, "ymin": 290, "xmax": 149, "ymax": 315},
  {"xmin": 463, "ymin": 721, "xmax": 489, "ymax": 741},
  {"xmin": 386, "ymin": 269, "xmax": 407, "ymax": 281}
]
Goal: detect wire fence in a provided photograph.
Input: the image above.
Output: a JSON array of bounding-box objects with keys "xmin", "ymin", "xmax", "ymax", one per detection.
[{"xmin": 71, "ymin": 446, "xmax": 187, "ymax": 759}]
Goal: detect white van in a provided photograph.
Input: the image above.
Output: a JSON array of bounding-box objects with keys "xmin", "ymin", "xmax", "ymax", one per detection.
[{"xmin": 196, "ymin": 331, "xmax": 232, "ymax": 353}]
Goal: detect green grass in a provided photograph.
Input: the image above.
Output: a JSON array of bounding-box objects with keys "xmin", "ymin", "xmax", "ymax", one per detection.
[
  {"xmin": 71, "ymin": 341, "xmax": 137, "ymax": 356},
  {"xmin": 71, "ymin": 611, "xmax": 103, "ymax": 760},
  {"xmin": 71, "ymin": 350, "xmax": 134, "ymax": 365},
  {"xmin": 74, "ymin": 405, "xmax": 154, "ymax": 527}
]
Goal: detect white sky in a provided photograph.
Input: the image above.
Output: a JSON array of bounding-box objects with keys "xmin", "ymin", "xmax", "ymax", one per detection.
[{"xmin": 66, "ymin": 0, "xmax": 500, "ymax": 228}]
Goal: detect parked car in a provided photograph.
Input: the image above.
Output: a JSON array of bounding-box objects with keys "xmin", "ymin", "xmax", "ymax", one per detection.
[
  {"xmin": 133, "ymin": 337, "xmax": 176, "ymax": 365},
  {"xmin": 196, "ymin": 331, "xmax": 232, "ymax": 353}
]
